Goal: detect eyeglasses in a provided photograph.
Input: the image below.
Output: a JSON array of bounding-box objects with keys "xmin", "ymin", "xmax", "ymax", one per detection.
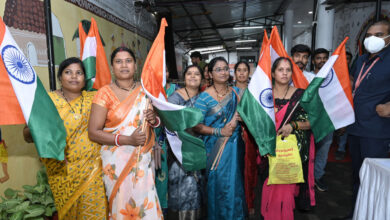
[{"xmin": 213, "ymin": 67, "xmax": 229, "ymax": 73}]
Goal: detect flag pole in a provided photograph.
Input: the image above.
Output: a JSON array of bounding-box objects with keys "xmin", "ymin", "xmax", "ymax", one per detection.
[{"xmin": 135, "ymin": 98, "xmax": 150, "ymax": 184}]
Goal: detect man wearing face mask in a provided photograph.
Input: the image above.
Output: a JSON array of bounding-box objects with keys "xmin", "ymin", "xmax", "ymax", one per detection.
[{"xmin": 337, "ymin": 20, "xmax": 390, "ymax": 220}]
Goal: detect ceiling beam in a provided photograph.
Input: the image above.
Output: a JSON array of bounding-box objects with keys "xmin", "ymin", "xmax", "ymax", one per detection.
[
  {"xmin": 199, "ymin": 3, "xmax": 228, "ymax": 50},
  {"xmin": 180, "ymin": 3, "xmax": 204, "ymax": 36}
]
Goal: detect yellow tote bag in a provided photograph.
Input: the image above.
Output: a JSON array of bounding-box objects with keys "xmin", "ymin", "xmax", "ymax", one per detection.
[{"xmin": 267, "ymin": 135, "xmax": 304, "ymax": 185}]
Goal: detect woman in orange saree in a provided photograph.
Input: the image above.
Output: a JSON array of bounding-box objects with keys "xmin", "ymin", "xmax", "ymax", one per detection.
[{"xmin": 89, "ymin": 47, "xmax": 163, "ymax": 220}]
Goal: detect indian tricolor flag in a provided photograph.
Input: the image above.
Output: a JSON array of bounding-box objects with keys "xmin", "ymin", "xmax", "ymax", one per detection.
[
  {"xmin": 141, "ymin": 18, "xmax": 206, "ymax": 171},
  {"xmin": 237, "ymin": 34, "xmax": 276, "ymax": 156},
  {"xmin": 0, "ymin": 17, "xmax": 66, "ymax": 160},
  {"xmin": 269, "ymin": 26, "xmax": 309, "ymax": 89},
  {"xmin": 79, "ymin": 17, "xmax": 111, "ymax": 90},
  {"xmin": 300, "ymin": 37, "xmax": 355, "ymax": 142}
]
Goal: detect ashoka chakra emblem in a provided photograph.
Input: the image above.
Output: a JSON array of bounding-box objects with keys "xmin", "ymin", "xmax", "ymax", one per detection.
[
  {"xmin": 320, "ymin": 69, "xmax": 334, "ymax": 88},
  {"xmin": 259, "ymin": 88, "xmax": 274, "ymax": 108},
  {"xmin": 2, "ymin": 45, "xmax": 35, "ymax": 84}
]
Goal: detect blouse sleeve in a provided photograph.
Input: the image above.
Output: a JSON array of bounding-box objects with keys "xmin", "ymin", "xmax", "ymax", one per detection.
[
  {"xmin": 167, "ymin": 92, "xmax": 183, "ymax": 105},
  {"xmin": 92, "ymin": 86, "xmax": 111, "ymax": 109}
]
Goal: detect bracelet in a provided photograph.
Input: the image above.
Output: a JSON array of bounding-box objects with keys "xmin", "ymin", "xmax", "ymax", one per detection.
[
  {"xmin": 150, "ymin": 116, "xmax": 161, "ymax": 128},
  {"xmin": 218, "ymin": 128, "xmax": 222, "ymax": 137},
  {"xmin": 294, "ymin": 121, "xmax": 299, "ymax": 130},
  {"xmin": 114, "ymin": 134, "xmax": 121, "ymax": 147},
  {"xmin": 212, "ymin": 128, "xmax": 222, "ymax": 137},
  {"xmin": 289, "ymin": 122, "xmax": 295, "ymax": 131}
]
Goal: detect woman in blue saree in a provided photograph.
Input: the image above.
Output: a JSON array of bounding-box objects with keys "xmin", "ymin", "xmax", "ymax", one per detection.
[{"xmin": 194, "ymin": 57, "xmax": 246, "ymax": 220}]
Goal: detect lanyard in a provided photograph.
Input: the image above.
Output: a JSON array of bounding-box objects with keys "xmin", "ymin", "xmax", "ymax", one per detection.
[{"xmin": 353, "ymin": 57, "xmax": 380, "ymax": 97}]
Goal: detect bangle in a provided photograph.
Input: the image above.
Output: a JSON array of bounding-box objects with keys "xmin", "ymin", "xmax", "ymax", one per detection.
[
  {"xmin": 114, "ymin": 134, "xmax": 121, "ymax": 147},
  {"xmin": 294, "ymin": 121, "xmax": 299, "ymax": 130},
  {"xmin": 150, "ymin": 116, "xmax": 161, "ymax": 128},
  {"xmin": 289, "ymin": 122, "xmax": 295, "ymax": 131},
  {"xmin": 218, "ymin": 128, "xmax": 222, "ymax": 137}
]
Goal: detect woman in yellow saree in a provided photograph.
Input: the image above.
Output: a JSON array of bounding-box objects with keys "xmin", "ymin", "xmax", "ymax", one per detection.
[
  {"xmin": 24, "ymin": 57, "xmax": 108, "ymax": 219},
  {"xmin": 89, "ymin": 47, "xmax": 163, "ymax": 220}
]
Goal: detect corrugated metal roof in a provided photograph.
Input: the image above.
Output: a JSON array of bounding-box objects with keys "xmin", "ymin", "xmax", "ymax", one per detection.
[{"xmin": 155, "ymin": 0, "xmax": 286, "ymax": 51}]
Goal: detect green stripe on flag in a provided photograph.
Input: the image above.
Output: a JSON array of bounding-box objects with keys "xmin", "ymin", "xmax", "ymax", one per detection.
[
  {"xmin": 237, "ymin": 90, "xmax": 276, "ymax": 156},
  {"xmin": 300, "ymin": 77, "xmax": 335, "ymax": 142},
  {"xmin": 156, "ymin": 107, "xmax": 205, "ymax": 171},
  {"xmin": 177, "ymin": 131, "xmax": 206, "ymax": 171},
  {"xmin": 83, "ymin": 56, "xmax": 96, "ymax": 91},
  {"xmin": 156, "ymin": 107, "xmax": 204, "ymax": 131},
  {"xmin": 28, "ymin": 78, "xmax": 66, "ymax": 160}
]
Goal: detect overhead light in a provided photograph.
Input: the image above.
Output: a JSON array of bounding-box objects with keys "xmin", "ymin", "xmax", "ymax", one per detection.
[
  {"xmin": 235, "ymin": 39, "xmax": 257, "ymax": 43},
  {"xmin": 308, "ymin": 11, "xmax": 313, "ymax": 14},
  {"xmin": 297, "ymin": 21, "xmax": 302, "ymax": 24},
  {"xmin": 233, "ymin": 26, "xmax": 264, "ymax": 30},
  {"xmin": 201, "ymin": 49, "xmax": 226, "ymax": 54},
  {"xmin": 236, "ymin": 47, "xmax": 252, "ymax": 50},
  {"xmin": 189, "ymin": 45, "xmax": 223, "ymax": 53}
]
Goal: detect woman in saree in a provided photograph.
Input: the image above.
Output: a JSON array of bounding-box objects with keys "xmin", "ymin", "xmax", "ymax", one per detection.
[
  {"xmin": 193, "ymin": 57, "xmax": 246, "ymax": 220},
  {"xmin": 23, "ymin": 57, "xmax": 108, "ymax": 219},
  {"xmin": 155, "ymin": 64, "xmax": 178, "ymax": 215},
  {"xmin": 167, "ymin": 65, "xmax": 204, "ymax": 219},
  {"xmin": 200, "ymin": 65, "xmax": 211, "ymax": 91},
  {"xmin": 234, "ymin": 61, "xmax": 258, "ymax": 216},
  {"xmin": 88, "ymin": 47, "xmax": 163, "ymax": 220},
  {"xmin": 261, "ymin": 57, "xmax": 315, "ymax": 220}
]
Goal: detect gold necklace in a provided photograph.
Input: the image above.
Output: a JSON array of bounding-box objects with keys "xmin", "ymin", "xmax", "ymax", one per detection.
[
  {"xmin": 61, "ymin": 88, "xmax": 83, "ymax": 120},
  {"xmin": 213, "ymin": 84, "xmax": 229, "ymax": 101}
]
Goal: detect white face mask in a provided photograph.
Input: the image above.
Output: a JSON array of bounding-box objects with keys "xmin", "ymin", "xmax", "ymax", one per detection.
[{"xmin": 364, "ymin": 35, "xmax": 390, "ymax": 54}]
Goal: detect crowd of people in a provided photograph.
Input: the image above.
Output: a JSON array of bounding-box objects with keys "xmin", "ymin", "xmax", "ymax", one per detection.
[{"xmin": 20, "ymin": 20, "xmax": 390, "ymax": 220}]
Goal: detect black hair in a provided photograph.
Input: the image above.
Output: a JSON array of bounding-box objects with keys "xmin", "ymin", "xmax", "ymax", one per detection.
[
  {"xmin": 346, "ymin": 51, "xmax": 352, "ymax": 58},
  {"xmin": 110, "ymin": 46, "xmax": 136, "ymax": 65},
  {"xmin": 208, "ymin": 57, "xmax": 228, "ymax": 73},
  {"xmin": 370, "ymin": 20, "xmax": 390, "ymax": 34},
  {"xmin": 234, "ymin": 61, "xmax": 250, "ymax": 74},
  {"xmin": 190, "ymin": 51, "xmax": 202, "ymax": 60},
  {"xmin": 57, "ymin": 57, "xmax": 85, "ymax": 81},
  {"xmin": 313, "ymin": 48, "xmax": 329, "ymax": 58},
  {"xmin": 208, "ymin": 57, "xmax": 229, "ymax": 85},
  {"xmin": 291, "ymin": 44, "xmax": 311, "ymax": 57},
  {"xmin": 271, "ymin": 57, "xmax": 293, "ymax": 73},
  {"xmin": 183, "ymin": 65, "xmax": 204, "ymax": 79},
  {"xmin": 183, "ymin": 65, "xmax": 204, "ymax": 90}
]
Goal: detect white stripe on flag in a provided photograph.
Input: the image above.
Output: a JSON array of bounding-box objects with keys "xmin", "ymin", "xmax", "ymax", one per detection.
[
  {"xmin": 248, "ymin": 66, "xmax": 275, "ymax": 123},
  {"xmin": 82, "ymin": 37, "xmax": 97, "ymax": 59},
  {"xmin": 0, "ymin": 27, "xmax": 37, "ymax": 122},
  {"xmin": 317, "ymin": 55, "xmax": 355, "ymax": 129},
  {"xmin": 165, "ymin": 128, "xmax": 183, "ymax": 163}
]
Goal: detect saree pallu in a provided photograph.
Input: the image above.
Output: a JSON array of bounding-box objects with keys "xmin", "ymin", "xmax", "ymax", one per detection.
[
  {"xmin": 93, "ymin": 85, "xmax": 163, "ymax": 220},
  {"xmin": 43, "ymin": 91, "xmax": 107, "ymax": 220},
  {"xmin": 195, "ymin": 87, "xmax": 246, "ymax": 220},
  {"xmin": 167, "ymin": 92, "xmax": 204, "ymax": 220}
]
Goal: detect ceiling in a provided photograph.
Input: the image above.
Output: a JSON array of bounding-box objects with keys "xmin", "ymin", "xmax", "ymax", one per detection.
[
  {"xmin": 153, "ymin": 0, "xmax": 288, "ymax": 52},
  {"xmin": 150, "ymin": 0, "xmax": 381, "ymax": 52}
]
